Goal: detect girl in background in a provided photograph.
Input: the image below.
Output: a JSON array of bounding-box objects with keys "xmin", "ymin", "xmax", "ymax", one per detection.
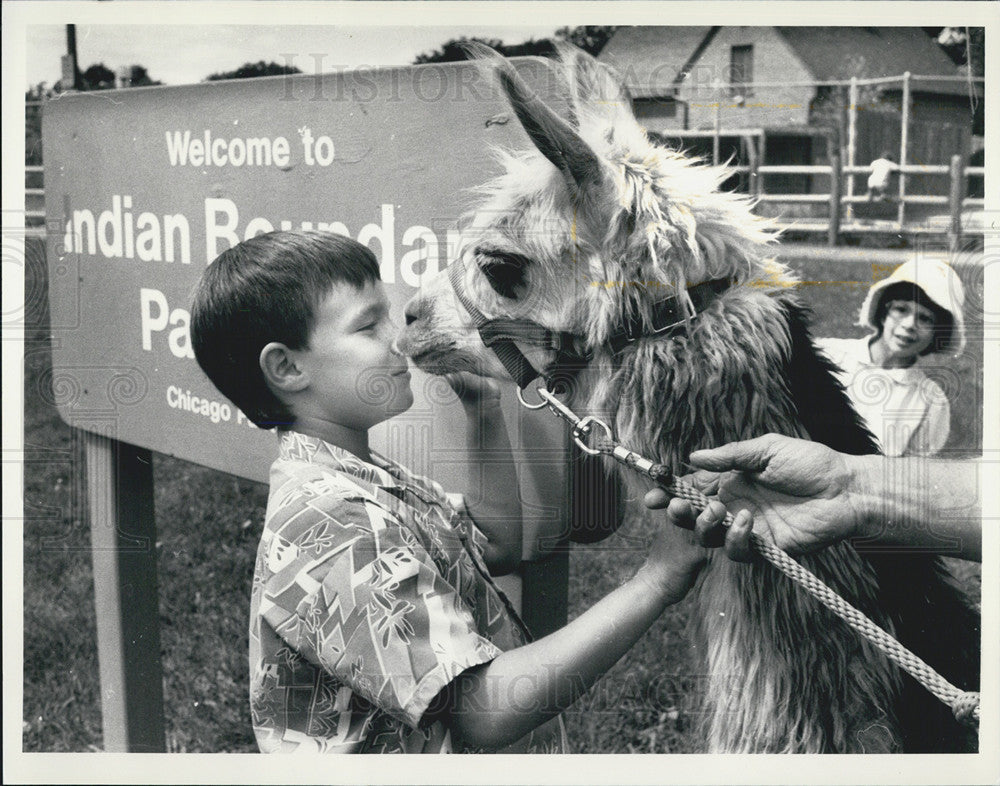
[{"xmin": 817, "ymin": 256, "xmax": 966, "ymax": 457}]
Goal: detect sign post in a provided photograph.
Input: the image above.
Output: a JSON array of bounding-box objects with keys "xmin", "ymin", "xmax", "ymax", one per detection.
[{"xmin": 85, "ymin": 431, "xmax": 165, "ymax": 752}]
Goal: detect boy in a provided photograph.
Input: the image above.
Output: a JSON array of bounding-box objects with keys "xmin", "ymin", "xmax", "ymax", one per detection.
[{"xmin": 191, "ymin": 230, "xmax": 712, "ymax": 753}]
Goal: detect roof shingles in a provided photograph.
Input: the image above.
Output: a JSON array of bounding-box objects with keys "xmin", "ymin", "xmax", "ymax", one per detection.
[
  {"xmin": 774, "ymin": 27, "xmax": 967, "ymax": 95},
  {"xmin": 600, "ymin": 27, "xmax": 970, "ymax": 98}
]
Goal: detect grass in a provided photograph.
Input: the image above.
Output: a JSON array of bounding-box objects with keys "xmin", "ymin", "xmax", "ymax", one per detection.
[{"xmin": 22, "ymin": 241, "xmax": 983, "ymax": 752}]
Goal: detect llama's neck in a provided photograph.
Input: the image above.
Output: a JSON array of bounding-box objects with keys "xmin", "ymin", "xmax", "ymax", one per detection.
[{"xmin": 587, "ymin": 289, "xmax": 810, "ymax": 485}]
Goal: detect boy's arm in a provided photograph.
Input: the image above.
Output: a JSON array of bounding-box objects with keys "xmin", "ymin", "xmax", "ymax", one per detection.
[
  {"xmin": 432, "ymin": 518, "xmax": 712, "ymax": 749},
  {"xmin": 446, "ymin": 374, "xmax": 523, "ymax": 575}
]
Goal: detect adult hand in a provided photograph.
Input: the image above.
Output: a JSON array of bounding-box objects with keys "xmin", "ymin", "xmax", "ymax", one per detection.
[{"xmin": 643, "ymin": 434, "xmax": 862, "ymax": 561}]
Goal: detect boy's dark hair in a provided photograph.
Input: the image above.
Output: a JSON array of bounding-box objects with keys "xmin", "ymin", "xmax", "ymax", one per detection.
[
  {"xmin": 874, "ymin": 281, "xmax": 953, "ymax": 355},
  {"xmin": 190, "ymin": 230, "xmax": 380, "ymax": 428}
]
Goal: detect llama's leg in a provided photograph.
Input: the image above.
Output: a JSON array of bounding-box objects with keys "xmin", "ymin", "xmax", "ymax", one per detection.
[{"xmin": 696, "ymin": 545, "xmax": 904, "ymax": 753}]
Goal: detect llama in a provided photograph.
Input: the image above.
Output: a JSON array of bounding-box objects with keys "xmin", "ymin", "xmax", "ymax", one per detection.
[{"xmin": 396, "ymin": 46, "xmax": 979, "ymax": 753}]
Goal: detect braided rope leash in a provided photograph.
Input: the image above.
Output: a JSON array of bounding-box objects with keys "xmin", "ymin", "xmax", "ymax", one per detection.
[
  {"xmin": 531, "ymin": 387, "xmax": 981, "ymax": 727},
  {"xmin": 656, "ymin": 468, "xmax": 981, "ymax": 727}
]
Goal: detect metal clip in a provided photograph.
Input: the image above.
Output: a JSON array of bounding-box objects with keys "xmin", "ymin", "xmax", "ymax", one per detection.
[
  {"xmin": 536, "ymin": 387, "xmax": 583, "ymax": 427},
  {"xmin": 573, "ymin": 416, "xmax": 613, "ymax": 455},
  {"xmin": 528, "ymin": 387, "xmax": 615, "ymax": 456},
  {"xmin": 516, "ymin": 381, "xmax": 550, "ymax": 410}
]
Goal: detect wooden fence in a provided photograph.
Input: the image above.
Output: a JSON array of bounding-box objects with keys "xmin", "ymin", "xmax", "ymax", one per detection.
[
  {"xmin": 659, "ymin": 71, "xmax": 985, "ymax": 247},
  {"xmin": 26, "ymin": 165, "xmax": 45, "ymax": 234},
  {"xmin": 747, "ymin": 156, "xmax": 985, "ymax": 247}
]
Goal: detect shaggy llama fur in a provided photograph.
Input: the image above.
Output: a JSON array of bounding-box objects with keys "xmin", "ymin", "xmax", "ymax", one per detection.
[{"xmin": 397, "ymin": 45, "xmax": 979, "ymax": 753}]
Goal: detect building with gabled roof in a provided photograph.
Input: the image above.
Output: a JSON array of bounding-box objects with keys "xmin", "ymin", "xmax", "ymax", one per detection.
[{"xmin": 599, "ymin": 26, "xmax": 977, "ymax": 199}]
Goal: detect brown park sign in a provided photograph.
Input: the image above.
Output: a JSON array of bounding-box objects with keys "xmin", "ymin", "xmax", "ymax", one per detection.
[{"xmin": 43, "ymin": 59, "xmax": 592, "ymax": 560}]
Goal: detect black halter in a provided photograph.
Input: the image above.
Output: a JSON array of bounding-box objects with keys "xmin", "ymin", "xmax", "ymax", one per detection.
[{"xmin": 448, "ymin": 258, "xmax": 731, "ymax": 390}]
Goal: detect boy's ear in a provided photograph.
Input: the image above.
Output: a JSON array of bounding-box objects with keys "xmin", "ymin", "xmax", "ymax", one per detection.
[{"xmin": 260, "ymin": 342, "xmax": 308, "ymax": 393}]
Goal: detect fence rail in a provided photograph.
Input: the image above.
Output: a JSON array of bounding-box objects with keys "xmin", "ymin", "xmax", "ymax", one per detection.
[{"xmin": 750, "ymin": 154, "xmax": 981, "ymax": 246}]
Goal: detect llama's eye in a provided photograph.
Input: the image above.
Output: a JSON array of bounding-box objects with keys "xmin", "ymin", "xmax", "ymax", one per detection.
[{"xmin": 478, "ymin": 250, "xmax": 531, "ymax": 300}]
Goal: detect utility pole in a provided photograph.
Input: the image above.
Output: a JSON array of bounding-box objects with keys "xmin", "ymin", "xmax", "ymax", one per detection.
[{"xmin": 63, "ymin": 24, "xmax": 81, "ymax": 90}]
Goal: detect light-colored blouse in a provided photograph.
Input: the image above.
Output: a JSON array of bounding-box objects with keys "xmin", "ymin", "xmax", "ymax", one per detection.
[{"xmin": 817, "ymin": 337, "xmax": 950, "ymax": 456}]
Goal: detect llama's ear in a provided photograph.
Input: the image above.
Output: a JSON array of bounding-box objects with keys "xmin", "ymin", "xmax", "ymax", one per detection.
[
  {"xmin": 460, "ymin": 39, "xmax": 506, "ymax": 63},
  {"xmin": 556, "ymin": 43, "xmax": 628, "ymax": 109},
  {"xmin": 484, "ymin": 49, "xmax": 605, "ymax": 194},
  {"xmin": 557, "ymin": 43, "xmax": 638, "ymax": 138}
]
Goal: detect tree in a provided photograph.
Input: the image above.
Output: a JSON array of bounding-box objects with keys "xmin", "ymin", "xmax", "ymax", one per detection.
[
  {"xmin": 65, "ymin": 62, "xmax": 164, "ymax": 90},
  {"xmin": 206, "ymin": 61, "xmax": 303, "ymax": 81},
  {"xmin": 412, "ymin": 27, "xmax": 618, "ymax": 64},
  {"xmin": 923, "ymin": 27, "xmax": 985, "ymax": 77},
  {"xmin": 554, "ymin": 26, "xmax": 618, "ymax": 56},
  {"xmin": 123, "ymin": 65, "xmax": 163, "ymax": 87},
  {"xmin": 49, "ymin": 62, "xmax": 162, "ymax": 92},
  {"xmin": 25, "ymin": 84, "xmax": 48, "ymax": 166},
  {"xmin": 25, "ymin": 83, "xmax": 53, "ymax": 102},
  {"xmin": 922, "ymin": 26, "xmax": 985, "ymax": 136},
  {"xmin": 413, "ymin": 36, "xmax": 553, "ymax": 64},
  {"xmin": 80, "ymin": 62, "xmax": 116, "ymax": 90}
]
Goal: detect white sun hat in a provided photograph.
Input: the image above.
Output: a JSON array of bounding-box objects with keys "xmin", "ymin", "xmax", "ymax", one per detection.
[{"xmin": 858, "ymin": 254, "xmax": 966, "ymax": 356}]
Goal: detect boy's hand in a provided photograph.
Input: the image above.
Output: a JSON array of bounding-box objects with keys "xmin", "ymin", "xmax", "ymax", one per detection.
[
  {"xmin": 443, "ymin": 372, "xmax": 502, "ymax": 408},
  {"xmin": 444, "ymin": 371, "xmax": 520, "ymax": 575},
  {"xmin": 636, "ymin": 499, "xmax": 710, "ymax": 602},
  {"xmin": 650, "ymin": 497, "xmax": 757, "ymax": 563}
]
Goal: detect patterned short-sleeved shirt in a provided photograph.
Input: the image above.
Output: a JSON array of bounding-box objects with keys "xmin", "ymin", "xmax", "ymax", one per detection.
[{"xmin": 249, "ymin": 430, "xmax": 566, "ymax": 753}]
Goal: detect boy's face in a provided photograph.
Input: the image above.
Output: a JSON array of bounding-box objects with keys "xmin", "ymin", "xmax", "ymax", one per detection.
[{"xmin": 293, "ymin": 280, "xmax": 413, "ymax": 430}]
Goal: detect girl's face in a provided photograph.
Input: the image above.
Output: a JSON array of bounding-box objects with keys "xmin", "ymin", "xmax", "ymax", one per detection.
[{"xmin": 877, "ymin": 298, "xmax": 937, "ymax": 362}]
